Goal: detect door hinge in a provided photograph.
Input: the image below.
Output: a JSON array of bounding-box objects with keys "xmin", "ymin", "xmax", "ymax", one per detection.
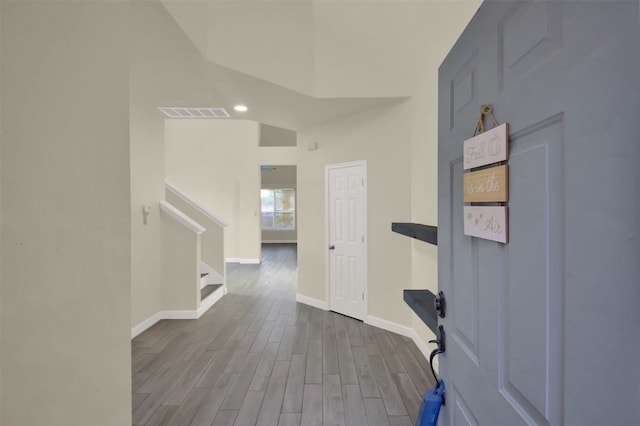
[
  {"xmin": 362, "ymin": 235, "xmax": 364, "ymax": 243},
  {"xmin": 362, "ymin": 292, "xmax": 364, "ymax": 301}
]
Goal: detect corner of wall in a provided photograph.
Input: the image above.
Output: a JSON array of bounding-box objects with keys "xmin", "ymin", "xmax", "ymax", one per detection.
[{"xmin": 130, "ymin": 106, "xmax": 165, "ymax": 329}]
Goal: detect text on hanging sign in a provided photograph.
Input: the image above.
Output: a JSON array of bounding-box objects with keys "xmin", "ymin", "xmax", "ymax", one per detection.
[
  {"xmin": 463, "ymin": 123, "xmax": 509, "ymax": 170},
  {"xmin": 463, "ymin": 206, "xmax": 508, "ymax": 244},
  {"xmin": 463, "ymin": 165, "xmax": 508, "ymax": 203}
]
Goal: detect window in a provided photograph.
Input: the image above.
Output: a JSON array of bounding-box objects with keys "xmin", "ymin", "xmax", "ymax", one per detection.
[{"xmin": 261, "ymin": 189, "xmax": 295, "ymax": 230}]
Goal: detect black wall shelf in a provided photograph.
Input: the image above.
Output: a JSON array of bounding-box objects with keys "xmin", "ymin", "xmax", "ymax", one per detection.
[
  {"xmin": 403, "ymin": 289, "xmax": 438, "ymax": 335},
  {"xmin": 392, "ymin": 223, "xmax": 439, "ymax": 333},
  {"xmin": 391, "ymin": 223, "xmax": 437, "ymax": 246}
]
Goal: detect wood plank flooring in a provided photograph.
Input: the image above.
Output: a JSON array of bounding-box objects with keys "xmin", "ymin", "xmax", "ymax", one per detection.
[{"xmin": 132, "ymin": 244, "xmax": 435, "ymax": 425}]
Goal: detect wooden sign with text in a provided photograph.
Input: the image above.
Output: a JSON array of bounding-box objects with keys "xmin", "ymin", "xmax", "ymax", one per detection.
[
  {"xmin": 464, "ymin": 165, "xmax": 508, "ymax": 202},
  {"xmin": 463, "ymin": 123, "xmax": 509, "ymax": 170},
  {"xmin": 463, "ymin": 206, "xmax": 508, "ymax": 243}
]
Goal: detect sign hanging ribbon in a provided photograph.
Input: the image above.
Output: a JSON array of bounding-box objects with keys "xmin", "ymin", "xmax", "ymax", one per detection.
[{"xmin": 473, "ymin": 104, "xmax": 500, "ymax": 136}]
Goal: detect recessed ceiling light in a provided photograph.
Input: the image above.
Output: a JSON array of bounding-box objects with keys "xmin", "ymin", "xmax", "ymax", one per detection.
[{"xmin": 234, "ymin": 105, "xmax": 248, "ymax": 112}]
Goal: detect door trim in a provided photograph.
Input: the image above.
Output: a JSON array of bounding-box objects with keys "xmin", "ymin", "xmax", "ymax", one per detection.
[{"xmin": 325, "ymin": 160, "xmax": 368, "ymax": 320}]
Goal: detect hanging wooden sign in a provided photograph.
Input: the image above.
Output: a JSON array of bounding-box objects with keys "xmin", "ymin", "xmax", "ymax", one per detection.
[
  {"xmin": 463, "ymin": 206, "xmax": 508, "ymax": 243},
  {"xmin": 463, "ymin": 123, "xmax": 509, "ymax": 170},
  {"xmin": 463, "ymin": 165, "xmax": 508, "ymax": 203},
  {"xmin": 463, "ymin": 105, "xmax": 509, "ymax": 244}
]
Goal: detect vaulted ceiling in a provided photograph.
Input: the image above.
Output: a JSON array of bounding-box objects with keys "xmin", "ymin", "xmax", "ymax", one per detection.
[
  {"xmin": 132, "ymin": 1, "xmax": 479, "ymax": 131},
  {"xmin": 161, "ymin": 0, "xmax": 426, "ymax": 99}
]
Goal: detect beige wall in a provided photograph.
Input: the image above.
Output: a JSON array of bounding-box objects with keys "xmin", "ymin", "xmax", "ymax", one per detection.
[
  {"xmin": 260, "ymin": 123, "xmax": 297, "ymax": 147},
  {"xmin": 1, "ymin": 2, "xmax": 131, "ymax": 424},
  {"xmin": 161, "ymin": 212, "xmax": 200, "ymax": 312},
  {"xmin": 165, "ymin": 120, "xmax": 260, "ymax": 262},
  {"xmin": 297, "ymin": 101, "xmax": 413, "ymax": 325},
  {"xmin": 130, "ymin": 105, "xmax": 165, "ymax": 328},
  {"xmin": 166, "ymin": 189, "xmax": 226, "ymax": 275},
  {"xmin": 163, "ymin": 116, "xmax": 301, "ymax": 273},
  {"xmin": 407, "ymin": 1, "xmax": 482, "ymax": 343},
  {"xmin": 297, "ymin": 0, "xmax": 481, "ymax": 338},
  {"xmin": 129, "ymin": 0, "xmax": 207, "ymax": 329},
  {"xmin": 0, "ymin": 1, "xmax": 3, "ymax": 418},
  {"xmin": 166, "ymin": 119, "xmax": 298, "ymax": 262},
  {"xmin": 262, "ymin": 229, "xmax": 298, "ymax": 243}
]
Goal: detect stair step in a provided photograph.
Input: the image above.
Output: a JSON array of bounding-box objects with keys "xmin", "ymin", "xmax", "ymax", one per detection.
[
  {"xmin": 200, "ymin": 284, "xmax": 223, "ymax": 300},
  {"xmin": 200, "ymin": 273, "xmax": 209, "ymax": 278}
]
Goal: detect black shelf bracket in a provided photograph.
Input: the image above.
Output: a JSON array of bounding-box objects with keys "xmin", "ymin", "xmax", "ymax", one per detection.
[
  {"xmin": 391, "ymin": 223, "xmax": 437, "ymax": 246},
  {"xmin": 403, "ymin": 289, "xmax": 439, "ymax": 335}
]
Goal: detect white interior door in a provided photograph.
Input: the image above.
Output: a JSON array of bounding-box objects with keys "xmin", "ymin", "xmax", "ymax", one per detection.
[
  {"xmin": 438, "ymin": 2, "xmax": 640, "ymax": 425},
  {"xmin": 326, "ymin": 161, "xmax": 367, "ymax": 321}
]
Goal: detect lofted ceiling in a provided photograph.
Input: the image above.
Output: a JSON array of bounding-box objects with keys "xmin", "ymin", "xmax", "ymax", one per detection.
[
  {"xmin": 131, "ymin": 0, "xmax": 406, "ymax": 131},
  {"xmin": 161, "ymin": 0, "xmax": 426, "ymax": 99},
  {"xmin": 132, "ymin": 1, "xmax": 479, "ymax": 131}
]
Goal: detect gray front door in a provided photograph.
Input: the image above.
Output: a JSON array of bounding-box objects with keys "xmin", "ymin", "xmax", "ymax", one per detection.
[{"xmin": 437, "ymin": 1, "xmax": 639, "ymax": 425}]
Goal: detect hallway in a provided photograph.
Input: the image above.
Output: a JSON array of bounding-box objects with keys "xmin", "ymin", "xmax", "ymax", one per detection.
[{"xmin": 132, "ymin": 244, "xmax": 435, "ymax": 425}]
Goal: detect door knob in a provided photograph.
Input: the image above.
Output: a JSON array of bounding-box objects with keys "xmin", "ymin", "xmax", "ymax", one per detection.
[
  {"xmin": 329, "ymin": 245, "xmax": 335, "ymax": 250},
  {"xmin": 429, "ymin": 325, "xmax": 446, "ymax": 353}
]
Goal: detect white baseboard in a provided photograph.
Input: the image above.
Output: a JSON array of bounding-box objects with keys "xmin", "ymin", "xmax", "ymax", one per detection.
[
  {"xmin": 131, "ymin": 286, "xmax": 225, "ymax": 339},
  {"xmin": 131, "ymin": 312, "xmax": 163, "ymax": 339},
  {"xmin": 407, "ymin": 327, "xmax": 436, "ymax": 369},
  {"xmin": 365, "ymin": 315, "xmax": 415, "ymax": 338},
  {"xmin": 198, "ymin": 286, "xmax": 224, "ymax": 317},
  {"xmin": 291, "ymin": 301, "xmax": 437, "ymax": 369},
  {"xmin": 131, "ymin": 311, "xmax": 196, "ymax": 339},
  {"xmin": 366, "ymin": 315, "xmax": 438, "ymax": 372},
  {"xmin": 262, "ymin": 240, "xmax": 297, "ymax": 244},
  {"xmin": 293, "ymin": 299, "xmax": 433, "ymax": 360},
  {"xmin": 225, "ymin": 258, "xmax": 261, "ymax": 264},
  {"xmin": 162, "ymin": 310, "xmax": 199, "ymax": 320},
  {"xmin": 295, "ymin": 294, "xmax": 329, "ymax": 311}
]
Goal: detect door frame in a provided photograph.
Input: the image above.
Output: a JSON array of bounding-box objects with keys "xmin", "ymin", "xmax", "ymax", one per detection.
[{"xmin": 324, "ymin": 160, "xmax": 368, "ymax": 320}]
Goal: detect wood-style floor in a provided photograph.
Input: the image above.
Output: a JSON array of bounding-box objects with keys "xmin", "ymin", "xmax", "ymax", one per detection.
[{"xmin": 132, "ymin": 244, "xmax": 435, "ymax": 425}]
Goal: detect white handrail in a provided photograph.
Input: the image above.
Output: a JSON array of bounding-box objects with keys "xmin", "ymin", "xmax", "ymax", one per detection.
[
  {"xmin": 165, "ymin": 182, "xmax": 228, "ymax": 228},
  {"xmin": 159, "ymin": 201, "xmax": 206, "ymax": 234}
]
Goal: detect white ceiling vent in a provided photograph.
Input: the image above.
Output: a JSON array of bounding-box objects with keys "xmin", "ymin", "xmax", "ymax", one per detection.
[{"xmin": 158, "ymin": 107, "xmax": 230, "ymax": 119}]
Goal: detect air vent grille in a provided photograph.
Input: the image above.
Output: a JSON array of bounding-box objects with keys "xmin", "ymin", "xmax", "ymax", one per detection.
[{"xmin": 158, "ymin": 107, "xmax": 230, "ymax": 119}]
